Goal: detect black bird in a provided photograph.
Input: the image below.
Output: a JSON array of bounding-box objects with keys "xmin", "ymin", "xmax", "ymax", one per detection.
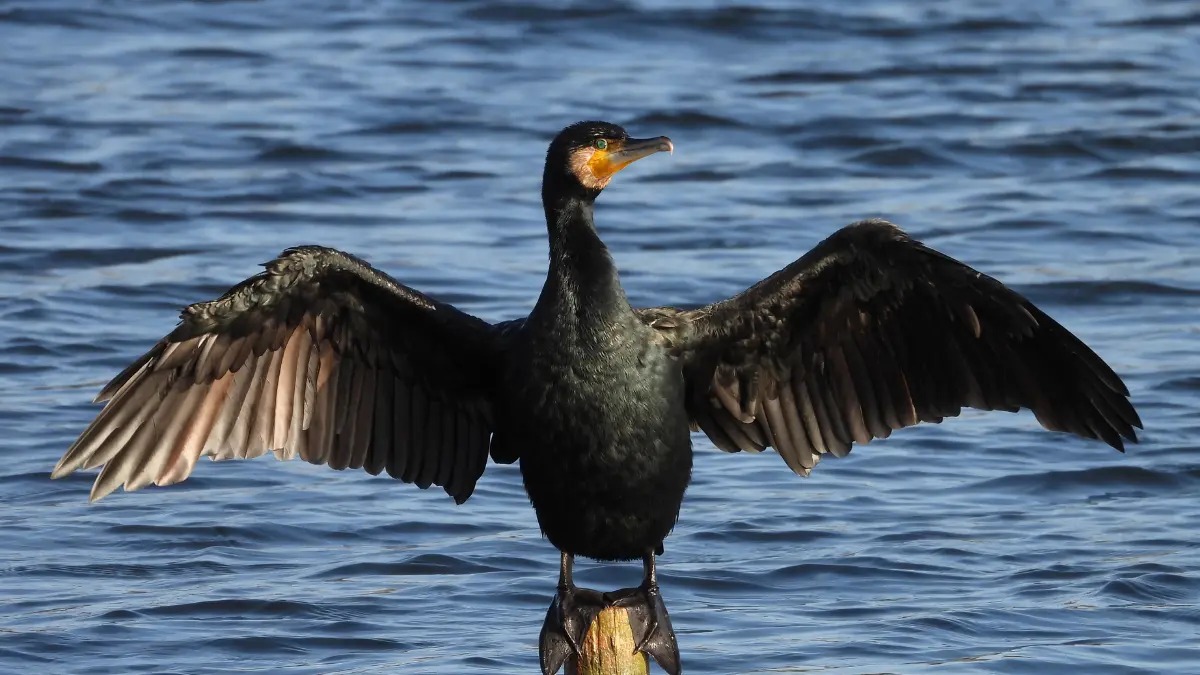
[{"xmin": 55, "ymin": 121, "xmax": 1140, "ymax": 674}]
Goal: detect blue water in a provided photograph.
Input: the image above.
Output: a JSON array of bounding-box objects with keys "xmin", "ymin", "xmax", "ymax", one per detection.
[{"xmin": 2, "ymin": 1, "xmax": 1198, "ymax": 673}]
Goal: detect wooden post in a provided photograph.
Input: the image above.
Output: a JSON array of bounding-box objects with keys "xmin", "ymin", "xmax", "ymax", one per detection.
[
  {"xmin": 565, "ymin": 606, "xmax": 649, "ymax": 675},
  {"xmin": 541, "ymin": 584, "xmax": 677, "ymax": 675}
]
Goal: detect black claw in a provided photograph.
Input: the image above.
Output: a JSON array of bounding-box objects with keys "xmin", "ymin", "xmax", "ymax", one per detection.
[
  {"xmin": 544, "ymin": 595, "xmax": 576, "ymax": 667},
  {"xmin": 614, "ymin": 583, "xmax": 681, "ymax": 675},
  {"xmin": 642, "ymin": 586, "xmax": 681, "ymax": 675},
  {"xmin": 539, "ymin": 585, "xmax": 607, "ymax": 675},
  {"xmin": 539, "ymin": 594, "xmax": 574, "ymax": 675}
]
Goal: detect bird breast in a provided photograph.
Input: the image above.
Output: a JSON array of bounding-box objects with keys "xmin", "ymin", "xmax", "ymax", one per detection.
[{"xmin": 502, "ymin": 320, "xmax": 689, "ymax": 462}]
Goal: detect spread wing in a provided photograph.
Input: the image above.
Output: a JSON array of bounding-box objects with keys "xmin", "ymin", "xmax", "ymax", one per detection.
[
  {"xmin": 54, "ymin": 246, "xmax": 497, "ymax": 503},
  {"xmin": 639, "ymin": 219, "xmax": 1141, "ymax": 475}
]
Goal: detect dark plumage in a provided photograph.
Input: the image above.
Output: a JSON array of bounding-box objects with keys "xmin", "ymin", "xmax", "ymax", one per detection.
[{"xmin": 55, "ymin": 120, "xmax": 1140, "ymax": 675}]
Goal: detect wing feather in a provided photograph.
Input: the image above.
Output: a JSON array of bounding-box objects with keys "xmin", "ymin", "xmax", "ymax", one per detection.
[
  {"xmin": 305, "ymin": 345, "xmax": 338, "ymax": 465},
  {"xmin": 450, "ymin": 412, "xmax": 472, "ymax": 500},
  {"xmin": 404, "ymin": 387, "xmax": 428, "ymax": 485},
  {"xmin": 272, "ymin": 325, "xmax": 303, "ymax": 452},
  {"xmin": 792, "ymin": 375, "xmax": 827, "ymax": 456},
  {"xmin": 365, "ymin": 371, "xmax": 394, "ymax": 476},
  {"xmin": 163, "ymin": 374, "xmax": 232, "ymax": 486},
  {"xmin": 417, "ymin": 399, "xmax": 443, "ymax": 489},
  {"xmin": 227, "ymin": 352, "xmax": 268, "ymax": 460},
  {"xmin": 387, "ymin": 379, "xmax": 411, "ymax": 481},
  {"xmin": 437, "ymin": 411, "xmax": 458, "ymax": 489}
]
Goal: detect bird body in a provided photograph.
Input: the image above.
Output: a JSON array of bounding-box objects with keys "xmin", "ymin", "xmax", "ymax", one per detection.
[
  {"xmin": 53, "ymin": 120, "xmax": 1142, "ymax": 675},
  {"xmin": 499, "ymin": 195, "xmax": 692, "ymax": 561}
]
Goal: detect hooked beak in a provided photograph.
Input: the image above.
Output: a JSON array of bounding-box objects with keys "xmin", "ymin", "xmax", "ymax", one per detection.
[{"xmin": 588, "ymin": 136, "xmax": 674, "ymax": 181}]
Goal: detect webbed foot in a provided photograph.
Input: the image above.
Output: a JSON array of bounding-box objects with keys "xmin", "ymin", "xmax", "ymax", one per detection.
[
  {"xmin": 608, "ymin": 560, "xmax": 680, "ymax": 674},
  {"xmin": 539, "ymin": 579, "xmax": 607, "ymax": 675}
]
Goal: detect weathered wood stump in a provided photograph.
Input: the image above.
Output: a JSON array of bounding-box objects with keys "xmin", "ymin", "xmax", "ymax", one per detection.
[
  {"xmin": 541, "ymin": 585, "xmax": 678, "ymax": 675},
  {"xmin": 565, "ymin": 605, "xmax": 649, "ymax": 675}
]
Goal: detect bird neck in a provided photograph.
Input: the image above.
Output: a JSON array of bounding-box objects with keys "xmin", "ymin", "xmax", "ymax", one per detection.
[{"xmin": 537, "ymin": 192, "xmax": 632, "ymax": 328}]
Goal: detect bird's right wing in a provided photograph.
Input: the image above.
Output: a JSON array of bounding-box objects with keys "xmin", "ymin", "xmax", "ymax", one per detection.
[
  {"xmin": 640, "ymin": 219, "xmax": 1140, "ymax": 475},
  {"xmin": 54, "ymin": 246, "xmax": 497, "ymax": 504}
]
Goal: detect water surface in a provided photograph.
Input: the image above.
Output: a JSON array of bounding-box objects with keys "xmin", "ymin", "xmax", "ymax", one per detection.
[{"xmin": 2, "ymin": 1, "xmax": 1198, "ymax": 673}]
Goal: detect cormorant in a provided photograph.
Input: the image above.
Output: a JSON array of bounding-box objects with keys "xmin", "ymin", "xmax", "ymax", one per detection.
[{"xmin": 54, "ymin": 121, "xmax": 1140, "ymax": 675}]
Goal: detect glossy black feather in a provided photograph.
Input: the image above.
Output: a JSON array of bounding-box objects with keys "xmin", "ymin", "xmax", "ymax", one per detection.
[{"xmin": 640, "ymin": 219, "xmax": 1141, "ymax": 475}]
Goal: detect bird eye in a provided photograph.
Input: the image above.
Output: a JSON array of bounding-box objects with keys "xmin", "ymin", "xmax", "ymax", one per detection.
[{"xmin": 593, "ymin": 139, "xmax": 608, "ymax": 150}]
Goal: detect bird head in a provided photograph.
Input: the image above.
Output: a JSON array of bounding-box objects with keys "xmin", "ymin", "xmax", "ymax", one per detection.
[{"xmin": 543, "ymin": 121, "xmax": 673, "ymax": 199}]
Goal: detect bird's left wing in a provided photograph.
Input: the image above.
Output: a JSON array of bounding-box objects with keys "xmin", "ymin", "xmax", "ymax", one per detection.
[{"xmin": 638, "ymin": 219, "xmax": 1140, "ymax": 475}]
